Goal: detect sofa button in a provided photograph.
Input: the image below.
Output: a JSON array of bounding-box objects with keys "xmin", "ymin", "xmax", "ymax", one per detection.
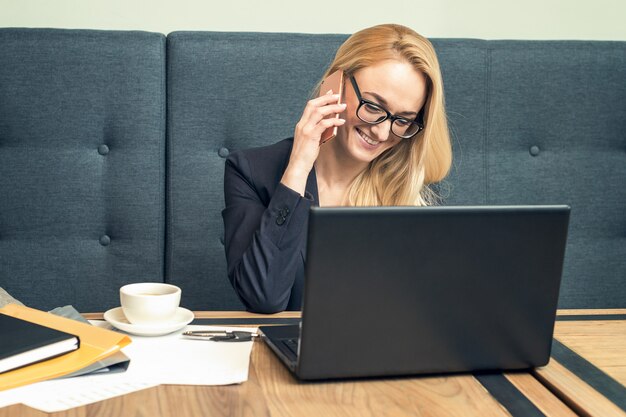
[
  {"xmin": 99, "ymin": 235, "xmax": 111, "ymax": 246},
  {"xmin": 98, "ymin": 144, "xmax": 110, "ymax": 155},
  {"xmin": 529, "ymin": 145, "xmax": 540, "ymax": 156},
  {"xmin": 218, "ymin": 147, "xmax": 230, "ymax": 158}
]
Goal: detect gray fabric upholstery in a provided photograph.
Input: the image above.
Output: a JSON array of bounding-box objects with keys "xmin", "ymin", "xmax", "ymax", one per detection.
[
  {"xmin": 485, "ymin": 41, "xmax": 626, "ymax": 308},
  {"xmin": 0, "ymin": 29, "xmax": 166, "ymax": 312},
  {"xmin": 437, "ymin": 40, "xmax": 626, "ymax": 307},
  {"xmin": 1, "ymin": 29, "xmax": 623, "ymax": 312}
]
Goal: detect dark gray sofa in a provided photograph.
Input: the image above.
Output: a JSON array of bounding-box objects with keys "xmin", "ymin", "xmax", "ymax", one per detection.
[{"xmin": 1, "ymin": 28, "xmax": 624, "ymax": 312}]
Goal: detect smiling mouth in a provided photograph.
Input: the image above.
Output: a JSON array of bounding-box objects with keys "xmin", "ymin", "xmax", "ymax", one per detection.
[{"xmin": 356, "ymin": 128, "xmax": 380, "ymax": 146}]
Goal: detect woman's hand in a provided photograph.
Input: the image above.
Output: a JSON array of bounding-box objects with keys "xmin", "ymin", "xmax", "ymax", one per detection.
[{"xmin": 281, "ymin": 91, "xmax": 346, "ymax": 196}]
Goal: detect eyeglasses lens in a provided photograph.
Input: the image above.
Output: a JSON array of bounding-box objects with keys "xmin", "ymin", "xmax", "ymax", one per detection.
[{"xmin": 357, "ymin": 103, "xmax": 421, "ymax": 138}]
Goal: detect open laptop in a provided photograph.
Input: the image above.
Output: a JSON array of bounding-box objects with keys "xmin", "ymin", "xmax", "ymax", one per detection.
[{"xmin": 259, "ymin": 205, "xmax": 570, "ymax": 380}]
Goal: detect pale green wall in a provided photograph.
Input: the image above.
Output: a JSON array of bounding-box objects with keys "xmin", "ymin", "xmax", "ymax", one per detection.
[{"xmin": 1, "ymin": 0, "xmax": 625, "ymax": 40}]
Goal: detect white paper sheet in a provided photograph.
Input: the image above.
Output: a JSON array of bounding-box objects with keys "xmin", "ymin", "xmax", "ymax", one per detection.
[
  {"xmin": 0, "ymin": 323, "xmax": 256, "ymax": 413},
  {"xmin": 118, "ymin": 324, "xmax": 256, "ymax": 385},
  {"xmin": 0, "ymin": 375, "xmax": 158, "ymax": 412}
]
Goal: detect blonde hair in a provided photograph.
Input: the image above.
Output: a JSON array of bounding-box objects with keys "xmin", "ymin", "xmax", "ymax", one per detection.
[{"xmin": 316, "ymin": 24, "xmax": 452, "ymax": 206}]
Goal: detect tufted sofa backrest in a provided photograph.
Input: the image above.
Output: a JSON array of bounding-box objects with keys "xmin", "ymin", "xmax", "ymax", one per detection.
[
  {"xmin": 0, "ymin": 29, "xmax": 166, "ymax": 312},
  {"xmin": 1, "ymin": 29, "xmax": 624, "ymax": 312}
]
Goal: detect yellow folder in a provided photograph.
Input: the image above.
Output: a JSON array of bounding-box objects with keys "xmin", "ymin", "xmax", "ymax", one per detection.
[{"xmin": 0, "ymin": 304, "xmax": 131, "ymax": 391}]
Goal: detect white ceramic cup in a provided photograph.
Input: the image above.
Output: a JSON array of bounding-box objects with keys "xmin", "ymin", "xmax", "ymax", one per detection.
[{"xmin": 120, "ymin": 283, "xmax": 181, "ymax": 325}]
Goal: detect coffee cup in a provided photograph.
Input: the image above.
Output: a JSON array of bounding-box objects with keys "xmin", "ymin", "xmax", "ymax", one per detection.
[{"xmin": 120, "ymin": 283, "xmax": 181, "ymax": 325}]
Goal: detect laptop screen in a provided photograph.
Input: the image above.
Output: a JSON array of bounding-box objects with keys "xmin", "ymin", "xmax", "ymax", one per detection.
[{"xmin": 289, "ymin": 205, "xmax": 570, "ymax": 379}]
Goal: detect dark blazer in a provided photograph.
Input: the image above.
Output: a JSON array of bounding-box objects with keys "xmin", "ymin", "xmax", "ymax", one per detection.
[{"xmin": 222, "ymin": 138, "xmax": 319, "ymax": 313}]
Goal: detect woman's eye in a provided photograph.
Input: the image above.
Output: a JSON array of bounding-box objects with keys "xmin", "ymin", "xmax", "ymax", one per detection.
[
  {"xmin": 364, "ymin": 103, "xmax": 383, "ymax": 114},
  {"xmin": 395, "ymin": 118, "xmax": 411, "ymax": 127}
]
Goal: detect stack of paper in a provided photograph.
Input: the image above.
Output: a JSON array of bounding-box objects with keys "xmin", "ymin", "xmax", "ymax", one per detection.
[{"xmin": 0, "ymin": 323, "xmax": 256, "ymax": 413}]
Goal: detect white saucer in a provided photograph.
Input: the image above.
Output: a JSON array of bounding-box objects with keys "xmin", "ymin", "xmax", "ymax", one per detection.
[{"xmin": 103, "ymin": 307, "xmax": 194, "ymax": 336}]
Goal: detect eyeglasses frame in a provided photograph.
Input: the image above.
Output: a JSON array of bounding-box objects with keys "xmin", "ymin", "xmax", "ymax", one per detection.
[{"xmin": 348, "ymin": 75, "xmax": 425, "ymax": 139}]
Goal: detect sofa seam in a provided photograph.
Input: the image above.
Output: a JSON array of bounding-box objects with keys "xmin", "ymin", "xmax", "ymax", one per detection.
[
  {"xmin": 164, "ymin": 35, "xmax": 172, "ymax": 285},
  {"xmin": 484, "ymin": 46, "xmax": 492, "ymax": 205}
]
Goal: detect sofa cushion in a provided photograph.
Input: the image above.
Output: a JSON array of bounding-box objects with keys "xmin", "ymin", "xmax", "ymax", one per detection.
[
  {"xmin": 485, "ymin": 41, "xmax": 626, "ymax": 308},
  {"xmin": 0, "ymin": 29, "xmax": 166, "ymax": 312}
]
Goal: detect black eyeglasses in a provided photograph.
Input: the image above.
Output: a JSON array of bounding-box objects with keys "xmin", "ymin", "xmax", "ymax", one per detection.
[{"xmin": 349, "ymin": 75, "xmax": 424, "ymax": 139}]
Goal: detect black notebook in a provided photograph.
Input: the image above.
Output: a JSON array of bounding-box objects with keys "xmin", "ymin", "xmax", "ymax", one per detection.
[{"xmin": 0, "ymin": 312, "xmax": 79, "ymax": 374}]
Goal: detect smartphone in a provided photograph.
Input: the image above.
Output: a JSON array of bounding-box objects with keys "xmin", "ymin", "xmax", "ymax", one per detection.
[{"xmin": 318, "ymin": 69, "xmax": 344, "ymax": 144}]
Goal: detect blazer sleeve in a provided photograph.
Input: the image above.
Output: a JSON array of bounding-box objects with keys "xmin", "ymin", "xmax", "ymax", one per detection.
[{"xmin": 222, "ymin": 150, "xmax": 312, "ymax": 313}]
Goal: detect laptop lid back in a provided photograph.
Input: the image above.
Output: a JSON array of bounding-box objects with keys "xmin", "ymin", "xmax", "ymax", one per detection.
[{"xmin": 296, "ymin": 205, "xmax": 570, "ymax": 380}]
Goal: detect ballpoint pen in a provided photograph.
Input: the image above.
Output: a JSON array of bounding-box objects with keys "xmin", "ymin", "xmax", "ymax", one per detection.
[{"xmin": 181, "ymin": 330, "xmax": 258, "ymax": 342}]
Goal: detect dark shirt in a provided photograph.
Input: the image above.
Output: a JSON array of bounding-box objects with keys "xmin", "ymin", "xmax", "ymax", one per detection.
[{"xmin": 222, "ymin": 138, "xmax": 318, "ymax": 313}]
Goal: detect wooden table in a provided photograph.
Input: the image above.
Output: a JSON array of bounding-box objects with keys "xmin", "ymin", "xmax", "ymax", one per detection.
[
  {"xmin": 1, "ymin": 310, "xmax": 624, "ymax": 417},
  {"xmin": 534, "ymin": 309, "xmax": 626, "ymax": 417}
]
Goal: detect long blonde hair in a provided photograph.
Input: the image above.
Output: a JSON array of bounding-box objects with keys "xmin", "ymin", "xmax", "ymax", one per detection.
[{"xmin": 316, "ymin": 24, "xmax": 452, "ymax": 206}]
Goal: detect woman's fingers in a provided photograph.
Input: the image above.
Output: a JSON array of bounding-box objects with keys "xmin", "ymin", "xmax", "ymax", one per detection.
[
  {"xmin": 301, "ymin": 92, "xmax": 343, "ymax": 120},
  {"xmin": 297, "ymin": 91, "xmax": 346, "ymax": 135},
  {"xmin": 316, "ymin": 115, "xmax": 346, "ymax": 131},
  {"xmin": 297, "ymin": 113, "xmax": 345, "ymax": 140},
  {"xmin": 302, "ymin": 100, "xmax": 346, "ymax": 128},
  {"xmin": 316, "ymin": 102, "xmax": 347, "ymax": 119}
]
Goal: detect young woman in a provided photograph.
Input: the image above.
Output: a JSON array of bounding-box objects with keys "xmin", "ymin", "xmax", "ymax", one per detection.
[{"xmin": 222, "ymin": 24, "xmax": 452, "ymax": 313}]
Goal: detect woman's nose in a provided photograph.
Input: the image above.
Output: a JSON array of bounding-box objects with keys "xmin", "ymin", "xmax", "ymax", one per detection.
[{"xmin": 369, "ymin": 119, "xmax": 392, "ymax": 141}]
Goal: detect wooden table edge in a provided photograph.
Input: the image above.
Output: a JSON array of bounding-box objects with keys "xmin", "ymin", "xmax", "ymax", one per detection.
[
  {"xmin": 533, "ymin": 359, "xmax": 626, "ymax": 417},
  {"xmin": 82, "ymin": 309, "xmax": 626, "ymax": 321}
]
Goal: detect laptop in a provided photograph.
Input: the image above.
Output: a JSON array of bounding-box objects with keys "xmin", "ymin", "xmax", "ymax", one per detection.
[{"xmin": 259, "ymin": 205, "xmax": 570, "ymax": 380}]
